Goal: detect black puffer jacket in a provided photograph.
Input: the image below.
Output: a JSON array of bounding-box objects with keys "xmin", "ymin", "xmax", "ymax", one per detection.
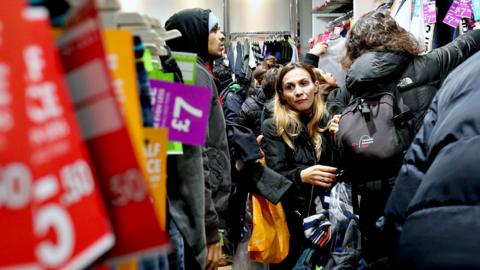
[
  {"xmin": 384, "ymin": 51, "xmax": 480, "ymax": 270},
  {"xmin": 239, "ymin": 88, "xmax": 268, "ymax": 136},
  {"xmin": 327, "ymin": 29, "xmax": 480, "ymax": 131}
]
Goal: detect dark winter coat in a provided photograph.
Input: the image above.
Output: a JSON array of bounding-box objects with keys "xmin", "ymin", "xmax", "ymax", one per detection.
[
  {"xmin": 165, "ymin": 8, "xmax": 231, "ymax": 268},
  {"xmin": 384, "ymin": 51, "xmax": 480, "ymax": 270},
  {"xmin": 239, "ymin": 88, "xmax": 269, "ymax": 137},
  {"xmin": 330, "ymin": 30, "xmax": 480, "ymax": 264},
  {"xmin": 327, "ymin": 29, "xmax": 480, "ymax": 132},
  {"xmin": 261, "ymin": 116, "xmax": 336, "ymax": 268},
  {"xmin": 262, "ymin": 116, "xmax": 336, "ymax": 217}
]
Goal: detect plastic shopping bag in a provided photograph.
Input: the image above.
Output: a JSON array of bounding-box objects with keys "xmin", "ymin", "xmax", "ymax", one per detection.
[{"xmin": 248, "ymin": 194, "xmax": 289, "ymax": 263}]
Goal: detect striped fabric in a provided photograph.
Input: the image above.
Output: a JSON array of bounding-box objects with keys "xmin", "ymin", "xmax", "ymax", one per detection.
[
  {"xmin": 251, "ymin": 43, "xmax": 264, "ymax": 65},
  {"xmin": 303, "ymin": 211, "xmax": 332, "ymax": 248}
]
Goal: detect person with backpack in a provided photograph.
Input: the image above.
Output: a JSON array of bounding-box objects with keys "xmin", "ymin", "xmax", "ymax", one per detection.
[
  {"xmin": 261, "ymin": 63, "xmax": 340, "ymax": 269},
  {"xmin": 330, "ymin": 10, "xmax": 480, "ymax": 267},
  {"xmin": 383, "ymin": 51, "xmax": 480, "ymax": 270}
]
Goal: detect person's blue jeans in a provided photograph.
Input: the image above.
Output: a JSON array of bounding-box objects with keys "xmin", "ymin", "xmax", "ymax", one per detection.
[{"xmin": 168, "ymin": 218, "xmax": 185, "ymax": 270}]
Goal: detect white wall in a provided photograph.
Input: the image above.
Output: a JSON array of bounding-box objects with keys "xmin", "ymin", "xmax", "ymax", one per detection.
[
  {"xmin": 118, "ymin": 0, "xmax": 224, "ymax": 29},
  {"xmin": 299, "ymin": 0, "xmax": 312, "ymax": 59},
  {"xmin": 228, "ymin": 0, "xmax": 290, "ymax": 33},
  {"xmin": 354, "ymin": 0, "xmax": 376, "ymax": 20}
]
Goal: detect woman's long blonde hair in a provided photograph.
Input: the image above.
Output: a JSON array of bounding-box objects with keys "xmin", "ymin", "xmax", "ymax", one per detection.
[{"xmin": 273, "ymin": 63, "xmax": 327, "ymax": 159}]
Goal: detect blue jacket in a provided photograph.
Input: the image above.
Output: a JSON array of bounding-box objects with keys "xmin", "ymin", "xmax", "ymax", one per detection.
[{"xmin": 384, "ymin": 51, "xmax": 480, "ymax": 270}]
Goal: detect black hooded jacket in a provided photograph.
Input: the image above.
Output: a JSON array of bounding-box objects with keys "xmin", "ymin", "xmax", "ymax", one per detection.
[
  {"xmin": 165, "ymin": 8, "xmax": 231, "ymax": 268},
  {"xmin": 166, "ymin": 8, "xmax": 211, "ymax": 62},
  {"xmin": 385, "ymin": 51, "xmax": 480, "ymax": 270},
  {"xmin": 327, "ymin": 30, "xmax": 480, "ymax": 132}
]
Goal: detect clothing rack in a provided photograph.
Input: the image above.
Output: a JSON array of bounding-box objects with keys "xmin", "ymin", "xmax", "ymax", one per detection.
[
  {"xmin": 229, "ymin": 31, "xmax": 291, "ymax": 36},
  {"xmin": 229, "ymin": 31, "xmax": 291, "ymax": 38}
]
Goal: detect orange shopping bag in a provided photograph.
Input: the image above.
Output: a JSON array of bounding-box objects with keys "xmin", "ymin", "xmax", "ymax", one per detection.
[{"xmin": 248, "ymin": 194, "xmax": 289, "ymax": 263}]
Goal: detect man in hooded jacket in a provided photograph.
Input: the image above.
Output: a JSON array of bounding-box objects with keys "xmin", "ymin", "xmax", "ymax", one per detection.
[{"xmin": 165, "ymin": 8, "xmax": 231, "ymax": 270}]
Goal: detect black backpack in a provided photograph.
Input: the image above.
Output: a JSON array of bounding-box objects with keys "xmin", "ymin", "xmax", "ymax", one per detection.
[{"xmin": 336, "ymin": 83, "xmax": 414, "ymax": 182}]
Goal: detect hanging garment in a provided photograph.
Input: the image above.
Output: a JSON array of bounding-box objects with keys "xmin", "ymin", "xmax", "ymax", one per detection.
[
  {"xmin": 134, "ymin": 36, "xmax": 154, "ymax": 127},
  {"xmin": 394, "ymin": 0, "xmax": 413, "ymax": 31},
  {"xmin": 235, "ymin": 41, "xmax": 244, "ymax": 78},
  {"xmin": 410, "ymin": 0, "xmax": 426, "ymax": 51},
  {"xmin": 228, "ymin": 41, "xmax": 236, "ymax": 74},
  {"xmin": 251, "ymin": 42, "xmax": 264, "ymax": 65},
  {"xmin": 242, "ymin": 40, "xmax": 252, "ymax": 80},
  {"xmin": 289, "ymin": 39, "xmax": 299, "ymax": 63},
  {"xmin": 249, "ymin": 44, "xmax": 257, "ymax": 68},
  {"xmin": 317, "ymin": 36, "xmax": 347, "ymax": 88}
]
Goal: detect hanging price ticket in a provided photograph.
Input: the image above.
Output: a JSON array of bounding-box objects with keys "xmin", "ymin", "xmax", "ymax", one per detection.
[
  {"xmin": 150, "ymin": 80, "xmax": 212, "ymax": 146},
  {"xmin": 423, "ymin": 1, "xmax": 437, "ymax": 24}
]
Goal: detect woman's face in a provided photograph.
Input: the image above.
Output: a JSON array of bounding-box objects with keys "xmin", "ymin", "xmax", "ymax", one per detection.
[{"xmin": 281, "ymin": 68, "xmax": 317, "ymax": 113}]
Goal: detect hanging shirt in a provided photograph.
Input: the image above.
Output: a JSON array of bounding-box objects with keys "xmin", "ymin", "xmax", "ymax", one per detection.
[
  {"xmin": 235, "ymin": 41, "xmax": 244, "ymax": 78},
  {"xmin": 289, "ymin": 38, "xmax": 299, "ymax": 63},
  {"xmin": 317, "ymin": 36, "xmax": 347, "ymax": 88},
  {"xmin": 249, "ymin": 44, "xmax": 257, "ymax": 68},
  {"xmin": 228, "ymin": 41, "xmax": 236, "ymax": 74}
]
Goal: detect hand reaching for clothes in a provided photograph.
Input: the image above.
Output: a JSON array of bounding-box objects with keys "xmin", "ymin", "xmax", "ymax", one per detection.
[{"xmin": 300, "ymin": 165, "xmax": 337, "ymax": 188}]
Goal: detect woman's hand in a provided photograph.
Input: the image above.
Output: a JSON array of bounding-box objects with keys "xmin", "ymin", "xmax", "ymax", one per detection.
[
  {"xmin": 328, "ymin": 114, "xmax": 341, "ymax": 140},
  {"xmin": 300, "ymin": 165, "xmax": 337, "ymax": 188}
]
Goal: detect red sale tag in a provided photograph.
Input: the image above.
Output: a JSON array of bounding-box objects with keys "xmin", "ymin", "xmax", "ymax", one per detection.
[
  {"xmin": 150, "ymin": 80, "xmax": 212, "ymax": 146},
  {"xmin": 0, "ymin": 5, "xmax": 114, "ymax": 270},
  {"xmin": 57, "ymin": 0, "xmax": 168, "ymax": 260}
]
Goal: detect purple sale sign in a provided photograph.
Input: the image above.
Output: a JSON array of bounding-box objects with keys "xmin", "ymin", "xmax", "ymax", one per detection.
[{"xmin": 149, "ymin": 80, "xmax": 212, "ymax": 146}]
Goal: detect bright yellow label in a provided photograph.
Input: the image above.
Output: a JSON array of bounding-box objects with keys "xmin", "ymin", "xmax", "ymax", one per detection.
[
  {"xmin": 143, "ymin": 127, "xmax": 168, "ymax": 230},
  {"xmin": 102, "ymin": 30, "xmax": 148, "ymax": 183}
]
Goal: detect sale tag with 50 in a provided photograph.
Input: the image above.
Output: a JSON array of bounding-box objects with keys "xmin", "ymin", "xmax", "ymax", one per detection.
[{"xmin": 0, "ymin": 5, "xmax": 114, "ymax": 270}]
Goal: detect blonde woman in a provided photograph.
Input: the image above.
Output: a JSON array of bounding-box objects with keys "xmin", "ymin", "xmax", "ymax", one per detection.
[{"xmin": 261, "ymin": 63, "xmax": 339, "ymax": 269}]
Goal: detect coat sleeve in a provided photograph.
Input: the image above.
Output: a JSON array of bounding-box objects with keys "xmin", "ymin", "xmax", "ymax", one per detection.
[
  {"xmin": 384, "ymin": 96, "xmax": 439, "ymax": 225},
  {"xmin": 303, "ymin": 52, "xmax": 319, "ymax": 67},
  {"xmin": 196, "ymin": 64, "xmax": 232, "ymax": 244},
  {"xmin": 417, "ymin": 29, "xmax": 480, "ymax": 85}
]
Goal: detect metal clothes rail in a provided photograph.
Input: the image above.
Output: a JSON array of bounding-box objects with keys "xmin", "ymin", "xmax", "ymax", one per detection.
[{"xmin": 228, "ymin": 31, "xmax": 292, "ymax": 37}]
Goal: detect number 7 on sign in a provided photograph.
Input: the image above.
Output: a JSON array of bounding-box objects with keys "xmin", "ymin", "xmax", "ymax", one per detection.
[{"xmin": 171, "ymin": 96, "xmax": 203, "ymax": 132}]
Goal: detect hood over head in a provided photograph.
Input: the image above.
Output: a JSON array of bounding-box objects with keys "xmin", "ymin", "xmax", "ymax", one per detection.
[
  {"xmin": 346, "ymin": 51, "xmax": 410, "ymax": 95},
  {"xmin": 165, "ymin": 8, "xmax": 211, "ymax": 62}
]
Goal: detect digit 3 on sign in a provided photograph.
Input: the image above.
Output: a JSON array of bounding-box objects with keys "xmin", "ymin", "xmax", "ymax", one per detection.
[{"xmin": 171, "ymin": 96, "xmax": 203, "ymax": 133}]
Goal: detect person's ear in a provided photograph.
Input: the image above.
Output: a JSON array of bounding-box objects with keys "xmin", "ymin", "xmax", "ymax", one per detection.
[{"xmin": 314, "ymin": 81, "xmax": 320, "ymax": 93}]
